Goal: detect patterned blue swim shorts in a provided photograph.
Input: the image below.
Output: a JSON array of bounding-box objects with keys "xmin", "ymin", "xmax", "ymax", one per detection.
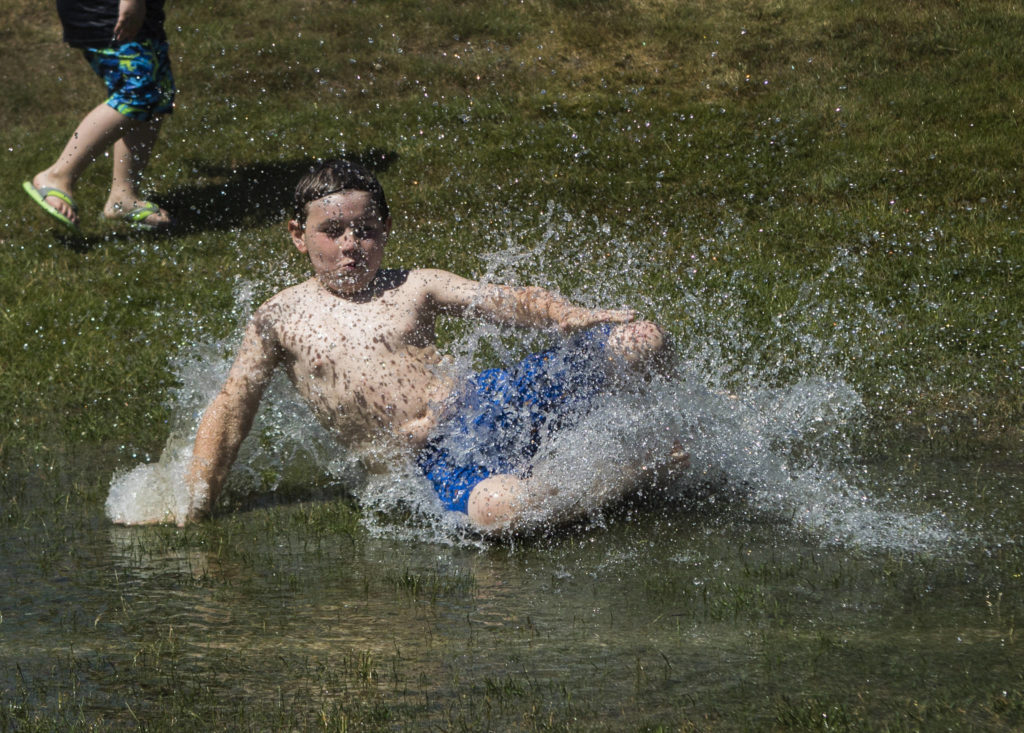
[
  {"xmin": 84, "ymin": 39, "xmax": 175, "ymax": 120},
  {"xmin": 416, "ymin": 325, "xmax": 614, "ymax": 513}
]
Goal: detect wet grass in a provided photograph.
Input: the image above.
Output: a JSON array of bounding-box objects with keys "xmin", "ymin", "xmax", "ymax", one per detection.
[{"xmin": 1, "ymin": 0, "xmax": 1023, "ymax": 729}]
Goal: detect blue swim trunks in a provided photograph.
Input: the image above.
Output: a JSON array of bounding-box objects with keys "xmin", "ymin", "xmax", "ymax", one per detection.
[
  {"xmin": 416, "ymin": 325, "xmax": 615, "ymax": 513},
  {"xmin": 84, "ymin": 40, "xmax": 175, "ymax": 120}
]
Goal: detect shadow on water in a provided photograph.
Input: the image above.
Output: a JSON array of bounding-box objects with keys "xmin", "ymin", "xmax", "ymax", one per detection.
[
  {"xmin": 160, "ymin": 148, "xmax": 399, "ymax": 233},
  {"xmin": 221, "ymin": 473, "xmax": 363, "ymax": 518}
]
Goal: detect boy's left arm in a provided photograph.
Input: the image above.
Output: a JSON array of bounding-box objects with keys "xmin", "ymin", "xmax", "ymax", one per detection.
[{"xmin": 421, "ymin": 269, "xmax": 636, "ymax": 333}]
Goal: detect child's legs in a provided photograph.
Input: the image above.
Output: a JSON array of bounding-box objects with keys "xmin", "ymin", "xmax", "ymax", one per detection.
[
  {"xmin": 100, "ymin": 40, "xmax": 174, "ymax": 218},
  {"xmin": 111, "ymin": 118, "xmax": 160, "ymax": 195},
  {"xmin": 465, "ymin": 463, "xmax": 641, "ymax": 533},
  {"xmin": 466, "ymin": 466, "xmax": 640, "ymax": 533},
  {"xmin": 466, "ymin": 474, "xmax": 537, "ymax": 531},
  {"xmin": 32, "ymin": 40, "xmax": 174, "ymax": 221},
  {"xmin": 466, "ymin": 440, "xmax": 690, "ymax": 533}
]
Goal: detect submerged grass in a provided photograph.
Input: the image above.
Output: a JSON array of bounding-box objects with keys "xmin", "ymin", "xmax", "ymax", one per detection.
[{"xmin": 4, "ymin": 509, "xmax": 1022, "ymax": 730}]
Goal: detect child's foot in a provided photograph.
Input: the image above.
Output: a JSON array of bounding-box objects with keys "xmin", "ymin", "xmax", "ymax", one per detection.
[
  {"xmin": 103, "ymin": 198, "xmax": 173, "ymax": 231},
  {"xmin": 26, "ymin": 173, "xmax": 80, "ymax": 229}
]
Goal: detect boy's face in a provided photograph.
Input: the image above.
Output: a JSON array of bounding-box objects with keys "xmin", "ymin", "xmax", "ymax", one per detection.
[{"xmin": 289, "ymin": 191, "xmax": 391, "ymax": 296}]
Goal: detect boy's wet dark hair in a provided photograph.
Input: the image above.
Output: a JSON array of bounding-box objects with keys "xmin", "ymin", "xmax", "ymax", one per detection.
[{"xmin": 293, "ymin": 159, "xmax": 389, "ymax": 225}]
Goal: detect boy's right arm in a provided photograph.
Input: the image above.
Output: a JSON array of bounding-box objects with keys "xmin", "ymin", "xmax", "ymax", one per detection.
[
  {"xmin": 183, "ymin": 313, "xmax": 282, "ymax": 524},
  {"xmin": 113, "ymin": 0, "xmax": 146, "ymax": 42}
]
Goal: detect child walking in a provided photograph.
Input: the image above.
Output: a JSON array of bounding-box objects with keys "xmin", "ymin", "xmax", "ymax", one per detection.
[{"xmin": 23, "ymin": 0, "xmax": 175, "ymax": 235}]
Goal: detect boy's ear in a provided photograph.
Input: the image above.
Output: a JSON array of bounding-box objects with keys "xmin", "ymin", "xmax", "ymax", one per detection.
[{"xmin": 288, "ymin": 219, "xmax": 308, "ymax": 253}]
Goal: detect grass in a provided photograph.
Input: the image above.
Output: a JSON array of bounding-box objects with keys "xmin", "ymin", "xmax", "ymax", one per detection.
[{"xmin": 1, "ymin": 0, "xmax": 1021, "ymax": 470}]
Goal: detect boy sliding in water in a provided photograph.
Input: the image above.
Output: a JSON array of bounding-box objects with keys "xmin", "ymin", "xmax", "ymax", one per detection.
[{"xmin": 182, "ymin": 159, "xmax": 686, "ymax": 534}]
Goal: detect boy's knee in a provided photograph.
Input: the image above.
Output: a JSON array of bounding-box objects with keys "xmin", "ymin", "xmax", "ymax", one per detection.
[
  {"xmin": 608, "ymin": 320, "xmax": 669, "ymax": 366},
  {"xmin": 466, "ymin": 475, "xmax": 524, "ymax": 532}
]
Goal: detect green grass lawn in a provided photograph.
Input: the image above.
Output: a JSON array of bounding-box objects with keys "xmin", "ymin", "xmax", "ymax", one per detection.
[{"xmin": 1, "ymin": 0, "xmax": 1021, "ymax": 469}]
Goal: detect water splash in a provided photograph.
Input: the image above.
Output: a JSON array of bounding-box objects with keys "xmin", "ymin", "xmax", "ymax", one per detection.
[
  {"xmin": 106, "ymin": 207, "xmax": 958, "ymax": 551},
  {"xmin": 105, "ymin": 432, "xmax": 194, "ymax": 525}
]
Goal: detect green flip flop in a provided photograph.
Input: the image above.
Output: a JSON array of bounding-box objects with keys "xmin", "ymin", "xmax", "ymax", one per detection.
[
  {"xmin": 22, "ymin": 181, "xmax": 82, "ymax": 236},
  {"xmin": 120, "ymin": 201, "xmax": 172, "ymax": 232}
]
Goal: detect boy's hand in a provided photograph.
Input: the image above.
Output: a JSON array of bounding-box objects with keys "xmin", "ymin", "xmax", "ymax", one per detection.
[
  {"xmin": 180, "ymin": 474, "xmax": 212, "ymax": 526},
  {"xmin": 113, "ymin": 0, "xmax": 145, "ymax": 42}
]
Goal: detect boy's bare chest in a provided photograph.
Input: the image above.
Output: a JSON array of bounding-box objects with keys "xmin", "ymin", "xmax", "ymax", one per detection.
[
  {"xmin": 288, "ymin": 305, "xmax": 412, "ymax": 354},
  {"xmin": 274, "ymin": 292, "xmax": 438, "ymax": 387}
]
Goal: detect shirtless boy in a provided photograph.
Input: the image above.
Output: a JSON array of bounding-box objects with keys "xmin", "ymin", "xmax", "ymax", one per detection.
[{"xmin": 184, "ymin": 159, "xmax": 686, "ymax": 534}]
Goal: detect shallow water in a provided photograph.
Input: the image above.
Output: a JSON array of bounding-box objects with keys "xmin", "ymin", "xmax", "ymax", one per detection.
[
  {"xmin": 4, "ymin": 218, "xmax": 1024, "ymax": 729},
  {"xmin": 4, "ymin": 456, "xmax": 1023, "ymax": 729}
]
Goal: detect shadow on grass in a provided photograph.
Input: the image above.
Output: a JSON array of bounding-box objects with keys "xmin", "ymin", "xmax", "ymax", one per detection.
[
  {"xmin": 31, "ymin": 150, "xmax": 397, "ymax": 251},
  {"xmin": 52, "ymin": 223, "xmax": 183, "ymax": 252},
  {"xmin": 161, "ymin": 148, "xmax": 399, "ymax": 234}
]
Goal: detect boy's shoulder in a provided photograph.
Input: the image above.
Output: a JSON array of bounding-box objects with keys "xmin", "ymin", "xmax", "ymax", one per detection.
[
  {"xmin": 246, "ymin": 279, "xmax": 323, "ymax": 329},
  {"xmin": 404, "ymin": 267, "xmax": 476, "ymax": 288}
]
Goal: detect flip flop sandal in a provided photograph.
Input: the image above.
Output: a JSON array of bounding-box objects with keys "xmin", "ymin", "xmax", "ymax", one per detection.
[
  {"xmin": 22, "ymin": 181, "xmax": 82, "ymax": 236},
  {"xmin": 120, "ymin": 201, "xmax": 173, "ymax": 232}
]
